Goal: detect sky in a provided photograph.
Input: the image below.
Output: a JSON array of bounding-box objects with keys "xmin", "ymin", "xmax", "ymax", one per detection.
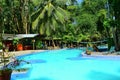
[{"xmin": 77, "ymin": 0, "xmax": 83, "ymax": 3}]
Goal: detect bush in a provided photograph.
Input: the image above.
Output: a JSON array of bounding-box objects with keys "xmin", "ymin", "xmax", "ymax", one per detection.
[
  {"xmin": 0, "ymin": 42, "xmax": 3, "ymax": 49},
  {"xmin": 36, "ymin": 41, "xmax": 43, "ymax": 49}
]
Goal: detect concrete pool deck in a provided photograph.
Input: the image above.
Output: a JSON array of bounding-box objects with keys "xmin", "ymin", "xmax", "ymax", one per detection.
[
  {"xmin": 9, "ymin": 50, "xmax": 46, "ymax": 56},
  {"xmin": 91, "ymin": 52, "xmax": 120, "ymax": 56}
]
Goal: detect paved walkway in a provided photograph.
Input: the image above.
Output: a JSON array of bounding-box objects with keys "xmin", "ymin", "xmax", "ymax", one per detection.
[
  {"xmin": 90, "ymin": 51, "xmax": 120, "ymax": 57},
  {"xmin": 9, "ymin": 50, "xmax": 46, "ymax": 56}
]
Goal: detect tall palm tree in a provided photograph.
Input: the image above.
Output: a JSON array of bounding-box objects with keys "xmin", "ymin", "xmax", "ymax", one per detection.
[
  {"xmin": 31, "ymin": 0, "xmax": 70, "ymax": 35},
  {"xmin": 31, "ymin": 0, "xmax": 70, "ymax": 47}
]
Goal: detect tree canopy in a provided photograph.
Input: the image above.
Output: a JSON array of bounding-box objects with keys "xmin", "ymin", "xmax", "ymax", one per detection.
[{"xmin": 1, "ymin": 0, "xmax": 120, "ymax": 47}]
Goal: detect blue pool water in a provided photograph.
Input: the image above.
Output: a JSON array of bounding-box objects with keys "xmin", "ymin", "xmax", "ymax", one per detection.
[{"xmin": 11, "ymin": 49, "xmax": 120, "ymax": 80}]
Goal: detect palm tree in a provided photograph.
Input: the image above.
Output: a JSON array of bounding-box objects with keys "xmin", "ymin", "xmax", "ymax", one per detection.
[{"xmin": 31, "ymin": 0, "xmax": 70, "ymax": 47}]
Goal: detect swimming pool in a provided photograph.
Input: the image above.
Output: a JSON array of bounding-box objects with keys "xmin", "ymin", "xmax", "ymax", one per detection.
[{"xmin": 11, "ymin": 49, "xmax": 120, "ymax": 80}]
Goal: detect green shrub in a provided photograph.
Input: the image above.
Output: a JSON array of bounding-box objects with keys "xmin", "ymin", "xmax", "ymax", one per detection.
[
  {"xmin": 0, "ymin": 42, "xmax": 2, "ymax": 49},
  {"xmin": 36, "ymin": 41, "xmax": 43, "ymax": 49}
]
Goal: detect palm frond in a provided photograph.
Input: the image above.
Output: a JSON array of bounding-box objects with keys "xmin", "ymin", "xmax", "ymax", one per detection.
[
  {"xmin": 47, "ymin": 2, "xmax": 55, "ymax": 17},
  {"xmin": 39, "ymin": 22, "xmax": 44, "ymax": 35},
  {"xmin": 31, "ymin": 8, "xmax": 41, "ymax": 21},
  {"xmin": 54, "ymin": 8, "xmax": 65, "ymax": 24},
  {"xmin": 57, "ymin": 6, "xmax": 70, "ymax": 20}
]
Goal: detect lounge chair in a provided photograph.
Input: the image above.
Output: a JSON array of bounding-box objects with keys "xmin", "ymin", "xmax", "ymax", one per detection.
[
  {"xmin": 103, "ymin": 46, "xmax": 115, "ymax": 55},
  {"xmin": 109, "ymin": 46, "xmax": 115, "ymax": 53}
]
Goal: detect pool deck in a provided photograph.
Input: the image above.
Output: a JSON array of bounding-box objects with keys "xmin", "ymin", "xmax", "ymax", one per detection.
[
  {"xmin": 9, "ymin": 50, "xmax": 46, "ymax": 57},
  {"xmin": 91, "ymin": 52, "xmax": 120, "ymax": 56}
]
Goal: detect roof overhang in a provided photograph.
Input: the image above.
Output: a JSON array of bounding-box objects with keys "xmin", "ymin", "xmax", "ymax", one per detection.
[{"xmin": 2, "ymin": 34, "xmax": 39, "ymax": 40}]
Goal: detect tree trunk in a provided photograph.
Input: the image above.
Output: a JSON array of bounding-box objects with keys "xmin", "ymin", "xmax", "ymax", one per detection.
[
  {"xmin": 52, "ymin": 39, "xmax": 55, "ymax": 47},
  {"xmin": 113, "ymin": 27, "xmax": 117, "ymax": 50},
  {"xmin": 114, "ymin": 28, "xmax": 120, "ymax": 51}
]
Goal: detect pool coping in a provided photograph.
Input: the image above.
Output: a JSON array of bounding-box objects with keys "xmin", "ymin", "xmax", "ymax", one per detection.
[{"xmin": 8, "ymin": 49, "xmax": 120, "ymax": 58}]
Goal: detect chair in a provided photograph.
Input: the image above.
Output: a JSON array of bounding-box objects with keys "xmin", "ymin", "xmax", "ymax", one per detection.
[
  {"xmin": 103, "ymin": 46, "xmax": 115, "ymax": 55},
  {"xmin": 109, "ymin": 46, "xmax": 115, "ymax": 53}
]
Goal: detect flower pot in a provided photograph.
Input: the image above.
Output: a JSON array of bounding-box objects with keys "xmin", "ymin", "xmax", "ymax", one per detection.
[
  {"xmin": 86, "ymin": 50, "xmax": 91, "ymax": 55},
  {"xmin": 17, "ymin": 44, "xmax": 23, "ymax": 51},
  {"xmin": 0, "ymin": 69, "xmax": 12, "ymax": 80},
  {"xmin": 0, "ymin": 76, "xmax": 2, "ymax": 80}
]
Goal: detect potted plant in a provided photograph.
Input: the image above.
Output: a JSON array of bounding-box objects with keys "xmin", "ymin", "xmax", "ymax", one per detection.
[
  {"xmin": 0, "ymin": 49, "xmax": 13, "ymax": 80},
  {"xmin": 0, "ymin": 51, "xmax": 30, "ymax": 80},
  {"xmin": 0, "ymin": 68, "xmax": 12, "ymax": 80},
  {"xmin": 13, "ymin": 38, "xmax": 23, "ymax": 51},
  {"xmin": 86, "ymin": 50, "xmax": 91, "ymax": 55},
  {"xmin": 0, "ymin": 44, "xmax": 29, "ymax": 80}
]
